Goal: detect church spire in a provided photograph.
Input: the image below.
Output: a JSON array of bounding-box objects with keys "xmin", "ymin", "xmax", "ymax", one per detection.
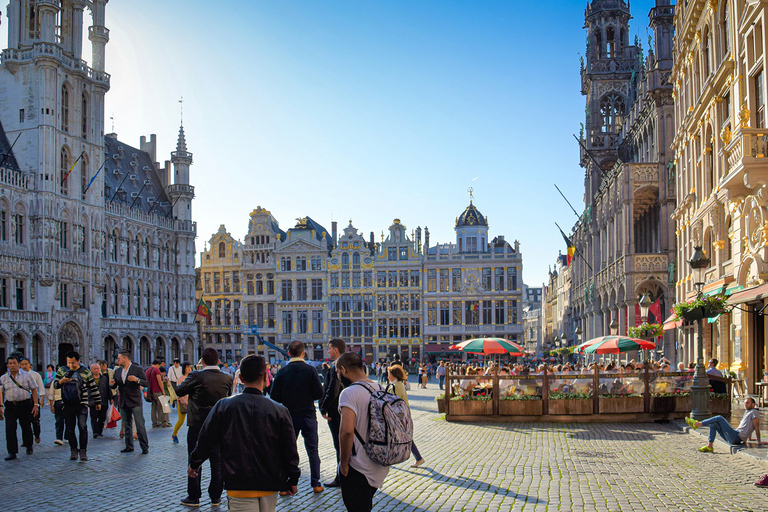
[{"xmin": 176, "ymin": 124, "xmax": 187, "ymax": 153}]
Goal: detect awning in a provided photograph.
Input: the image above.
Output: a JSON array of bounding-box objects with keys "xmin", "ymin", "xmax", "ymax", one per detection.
[
  {"xmin": 727, "ymin": 283, "xmax": 768, "ymax": 305},
  {"xmin": 702, "ymin": 285, "xmax": 726, "ymax": 297},
  {"xmin": 707, "ymin": 314, "xmax": 722, "ymax": 323},
  {"xmin": 725, "ymin": 283, "xmax": 743, "ymax": 296},
  {"xmin": 662, "ymin": 314, "xmax": 682, "ymax": 331}
]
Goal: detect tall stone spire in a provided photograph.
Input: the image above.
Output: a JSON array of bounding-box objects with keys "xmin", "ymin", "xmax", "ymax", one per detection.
[{"xmin": 176, "ymin": 124, "xmax": 188, "ymax": 153}]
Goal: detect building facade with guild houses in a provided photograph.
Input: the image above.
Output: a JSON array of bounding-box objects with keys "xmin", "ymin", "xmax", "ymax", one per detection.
[
  {"xmin": 521, "ymin": 284, "xmax": 543, "ymax": 355},
  {"xmin": 329, "ymin": 221, "xmax": 376, "ymax": 361},
  {"xmin": 0, "ymin": 0, "xmax": 197, "ymax": 370},
  {"xmin": 543, "ymin": 255, "xmax": 574, "ymax": 354},
  {"xmin": 422, "ymin": 200, "xmax": 524, "ymax": 359},
  {"xmin": 569, "ymin": 0, "xmax": 677, "ymax": 359},
  {"xmin": 373, "ymin": 219, "xmax": 422, "ymax": 363},
  {"xmin": 274, "ymin": 217, "xmax": 334, "ymax": 361},
  {"xmin": 670, "ymin": 0, "xmax": 768, "ymax": 390}
]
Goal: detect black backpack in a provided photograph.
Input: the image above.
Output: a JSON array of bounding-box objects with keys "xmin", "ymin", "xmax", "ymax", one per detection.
[{"xmin": 61, "ymin": 370, "xmax": 83, "ymax": 406}]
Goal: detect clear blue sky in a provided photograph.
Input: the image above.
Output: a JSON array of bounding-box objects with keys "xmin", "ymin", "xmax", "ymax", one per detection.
[{"xmin": 3, "ymin": 0, "xmax": 658, "ymax": 286}]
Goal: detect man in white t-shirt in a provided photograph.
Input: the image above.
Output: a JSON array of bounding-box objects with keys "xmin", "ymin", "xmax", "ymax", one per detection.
[
  {"xmin": 337, "ymin": 352, "xmax": 389, "ymax": 512},
  {"xmin": 687, "ymin": 397, "xmax": 763, "ymax": 452}
]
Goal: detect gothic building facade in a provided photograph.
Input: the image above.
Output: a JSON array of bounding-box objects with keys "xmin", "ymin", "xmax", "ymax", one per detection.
[
  {"xmin": 0, "ymin": 1, "xmax": 197, "ymax": 369},
  {"xmin": 569, "ymin": 0, "xmax": 677, "ymax": 356}
]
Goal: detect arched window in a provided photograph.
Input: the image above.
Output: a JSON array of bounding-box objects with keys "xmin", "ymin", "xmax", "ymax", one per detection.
[
  {"xmin": 81, "ymin": 93, "xmax": 88, "ymax": 139},
  {"xmin": 341, "ymin": 252, "xmax": 349, "ymax": 269},
  {"xmin": 61, "ymin": 84, "xmax": 70, "ymax": 133},
  {"xmin": 352, "ymin": 252, "xmax": 361, "ymax": 269},
  {"xmin": 721, "ymin": 1, "xmax": 729, "ymax": 60},
  {"xmin": 134, "ymin": 236, "xmax": 140, "ymax": 265},
  {"xmin": 606, "ymin": 26, "xmax": 616, "ymax": 58},
  {"xmin": 219, "ymin": 242, "xmax": 226, "ymax": 258},
  {"xmin": 145, "ymin": 237, "xmax": 151, "ymax": 267},
  {"xmin": 702, "ymin": 27, "xmax": 711, "ymax": 77},
  {"xmin": 112, "ymin": 277, "xmax": 119, "ymax": 315},
  {"xmin": 135, "ymin": 283, "xmax": 141, "ymax": 316},
  {"xmin": 127, "ymin": 281, "xmax": 132, "ymax": 315},
  {"xmin": 600, "ymin": 94, "xmax": 625, "ymax": 132},
  {"xmin": 60, "ymin": 147, "xmax": 70, "ymax": 195},
  {"xmin": 80, "ymin": 154, "xmax": 88, "ymax": 200},
  {"xmin": 594, "ymin": 30, "xmax": 602, "ymax": 59}
]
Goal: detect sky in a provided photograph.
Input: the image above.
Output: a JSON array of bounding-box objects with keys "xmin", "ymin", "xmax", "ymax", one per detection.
[{"xmin": 3, "ymin": 0, "xmax": 658, "ymax": 286}]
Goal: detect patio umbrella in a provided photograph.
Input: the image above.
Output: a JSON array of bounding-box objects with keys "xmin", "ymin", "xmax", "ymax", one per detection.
[
  {"xmin": 574, "ymin": 336, "xmax": 614, "ymax": 353},
  {"xmin": 583, "ymin": 336, "xmax": 656, "ymax": 355},
  {"xmin": 449, "ymin": 337, "xmax": 524, "ymax": 356}
]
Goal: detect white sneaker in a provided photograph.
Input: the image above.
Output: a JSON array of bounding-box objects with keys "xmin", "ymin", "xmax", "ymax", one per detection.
[{"xmin": 54, "ymin": 440, "xmax": 64, "ymax": 446}]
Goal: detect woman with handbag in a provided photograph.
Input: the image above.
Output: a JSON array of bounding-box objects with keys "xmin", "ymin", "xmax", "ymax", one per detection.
[
  {"xmin": 171, "ymin": 363, "xmax": 192, "ymax": 444},
  {"xmin": 387, "ymin": 366, "xmax": 425, "ymax": 468}
]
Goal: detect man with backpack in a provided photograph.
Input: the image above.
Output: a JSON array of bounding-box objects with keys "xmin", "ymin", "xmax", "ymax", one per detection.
[
  {"xmin": 337, "ymin": 352, "xmax": 413, "ymax": 512},
  {"xmin": 53, "ymin": 351, "xmax": 101, "ymax": 461}
]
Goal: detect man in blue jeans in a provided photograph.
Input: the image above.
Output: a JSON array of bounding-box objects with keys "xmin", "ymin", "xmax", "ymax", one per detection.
[
  {"xmin": 437, "ymin": 362, "xmax": 446, "ymax": 390},
  {"xmin": 686, "ymin": 397, "xmax": 763, "ymax": 452}
]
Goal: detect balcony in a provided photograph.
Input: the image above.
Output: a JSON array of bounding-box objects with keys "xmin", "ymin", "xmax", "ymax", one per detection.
[
  {"xmin": 720, "ymin": 128, "xmax": 768, "ymax": 197},
  {"xmin": 1, "ymin": 43, "xmax": 110, "ymax": 87}
]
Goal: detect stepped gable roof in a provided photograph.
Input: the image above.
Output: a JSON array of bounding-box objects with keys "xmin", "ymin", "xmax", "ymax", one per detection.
[
  {"xmin": 455, "ymin": 201, "xmax": 487, "ymax": 228},
  {"xmin": 0, "ymin": 118, "xmax": 20, "ymax": 171},
  {"xmin": 104, "ymin": 135, "xmax": 171, "ymax": 215}
]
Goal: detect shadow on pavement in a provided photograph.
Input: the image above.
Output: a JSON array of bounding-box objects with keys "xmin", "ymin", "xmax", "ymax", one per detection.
[{"xmin": 386, "ymin": 466, "xmax": 548, "ymax": 506}]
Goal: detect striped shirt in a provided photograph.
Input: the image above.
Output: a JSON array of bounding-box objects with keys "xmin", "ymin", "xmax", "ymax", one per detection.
[
  {"xmin": 0, "ymin": 370, "xmax": 37, "ymax": 402},
  {"xmin": 53, "ymin": 365, "xmax": 101, "ymax": 407}
]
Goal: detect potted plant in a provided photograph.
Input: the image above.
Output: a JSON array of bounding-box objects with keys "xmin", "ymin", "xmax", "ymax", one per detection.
[
  {"xmin": 628, "ymin": 323, "xmax": 664, "ymax": 339},
  {"xmin": 672, "ymin": 294, "xmax": 728, "ymax": 322},
  {"xmin": 499, "ymin": 394, "xmax": 542, "ymax": 416},
  {"xmin": 548, "ymin": 391, "xmax": 593, "ymax": 415},
  {"xmin": 436, "ymin": 394, "xmax": 445, "ymax": 414},
  {"xmin": 599, "ymin": 393, "xmax": 644, "ymax": 413},
  {"xmin": 651, "ymin": 391, "xmax": 691, "ymax": 413},
  {"xmin": 448, "ymin": 394, "xmax": 493, "ymax": 416},
  {"xmin": 710, "ymin": 392, "xmax": 730, "ymax": 415}
]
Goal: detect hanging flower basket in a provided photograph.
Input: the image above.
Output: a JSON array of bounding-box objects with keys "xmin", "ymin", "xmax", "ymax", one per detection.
[
  {"xmin": 628, "ymin": 323, "xmax": 664, "ymax": 339},
  {"xmin": 672, "ymin": 294, "xmax": 728, "ymax": 322}
]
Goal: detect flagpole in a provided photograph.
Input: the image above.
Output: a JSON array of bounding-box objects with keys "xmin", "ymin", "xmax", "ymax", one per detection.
[
  {"xmin": 554, "ymin": 184, "xmax": 580, "ymax": 218},
  {"xmin": 555, "ymin": 222, "xmax": 592, "ymax": 272},
  {"xmin": 83, "ymin": 158, "xmax": 108, "ymax": 193},
  {"xmin": 61, "ymin": 150, "xmax": 85, "ymax": 184}
]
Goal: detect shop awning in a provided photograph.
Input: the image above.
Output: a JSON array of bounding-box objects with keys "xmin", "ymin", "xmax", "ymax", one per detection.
[
  {"xmin": 725, "ymin": 283, "xmax": 743, "ymax": 296},
  {"xmin": 702, "ymin": 285, "xmax": 726, "ymax": 297},
  {"xmin": 662, "ymin": 314, "xmax": 682, "ymax": 331},
  {"xmin": 727, "ymin": 283, "xmax": 768, "ymax": 304},
  {"xmin": 707, "ymin": 314, "xmax": 723, "ymax": 323}
]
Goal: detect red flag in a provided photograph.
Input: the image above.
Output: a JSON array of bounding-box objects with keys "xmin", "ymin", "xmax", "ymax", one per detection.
[
  {"xmin": 634, "ymin": 303, "xmax": 642, "ymax": 326},
  {"xmin": 649, "ymin": 299, "xmax": 662, "ymax": 323}
]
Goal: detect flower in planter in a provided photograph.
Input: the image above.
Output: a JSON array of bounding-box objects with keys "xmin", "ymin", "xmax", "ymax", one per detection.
[
  {"xmin": 628, "ymin": 322, "xmax": 664, "ymax": 339},
  {"xmin": 500, "ymin": 395, "xmax": 542, "ymax": 401},
  {"xmin": 671, "ymin": 294, "xmax": 728, "ymax": 322},
  {"xmin": 549, "ymin": 391, "xmax": 592, "ymax": 400}
]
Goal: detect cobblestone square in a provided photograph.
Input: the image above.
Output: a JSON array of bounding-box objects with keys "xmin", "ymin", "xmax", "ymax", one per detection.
[{"xmin": 3, "ymin": 383, "xmax": 768, "ymax": 512}]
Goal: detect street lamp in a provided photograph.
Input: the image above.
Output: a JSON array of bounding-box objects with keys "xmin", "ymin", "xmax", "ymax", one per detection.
[
  {"xmin": 639, "ymin": 292, "xmax": 653, "ymax": 322},
  {"xmin": 609, "ymin": 317, "xmax": 618, "ymax": 335},
  {"xmin": 689, "ymin": 245, "xmax": 712, "ymax": 420}
]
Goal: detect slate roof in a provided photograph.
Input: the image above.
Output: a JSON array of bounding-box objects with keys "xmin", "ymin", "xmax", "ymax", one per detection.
[
  {"xmin": 0, "ymin": 118, "xmax": 20, "ymax": 171},
  {"xmin": 291, "ymin": 216, "xmax": 335, "ymax": 249},
  {"xmin": 103, "ymin": 135, "xmax": 171, "ymax": 215},
  {"xmin": 456, "ymin": 202, "xmax": 487, "ymax": 227}
]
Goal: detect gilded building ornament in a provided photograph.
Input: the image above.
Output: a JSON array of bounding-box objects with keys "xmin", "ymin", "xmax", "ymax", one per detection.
[
  {"xmin": 720, "ymin": 125, "xmax": 732, "ymax": 146},
  {"xmin": 712, "ymin": 240, "xmax": 726, "ymax": 251},
  {"xmin": 739, "ymin": 103, "xmax": 750, "ymax": 128}
]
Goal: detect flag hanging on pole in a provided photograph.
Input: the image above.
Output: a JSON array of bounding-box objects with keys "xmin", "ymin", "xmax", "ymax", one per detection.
[
  {"xmin": 61, "ymin": 151, "xmax": 84, "ymax": 184},
  {"xmin": 84, "ymin": 158, "xmax": 108, "ymax": 193},
  {"xmin": 196, "ymin": 297, "xmax": 212, "ymax": 320},
  {"xmin": 557, "ymin": 225, "xmax": 576, "ymax": 265},
  {"xmin": 649, "ymin": 298, "xmax": 662, "ymax": 323}
]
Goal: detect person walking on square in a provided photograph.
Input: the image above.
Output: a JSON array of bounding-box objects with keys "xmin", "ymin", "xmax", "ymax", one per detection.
[
  {"xmin": 110, "ymin": 350, "xmax": 149, "ymax": 454},
  {"xmin": 387, "ymin": 366, "xmax": 425, "ymax": 468},
  {"xmin": 172, "ymin": 362, "xmax": 193, "ymax": 444},
  {"xmin": 337, "ymin": 352, "xmax": 390, "ymax": 512},
  {"xmin": 50, "ymin": 380, "xmax": 65, "ymax": 445},
  {"xmin": 686, "ymin": 397, "xmax": 763, "ymax": 452},
  {"xmin": 146, "ymin": 359, "xmax": 169, "ymax": 428},
  {"xmin": 0, "ymin": 355, "xmax": 40, "ymax": 460},
  {"xmin": 19, "ymin": 358, "xmax": 44, "ymax": 444},
  {"xmin": 270, "ymin": 340, "xmax": 324, "ymax": 494},
  {"xmin": 437, "ymin": 361, "xmax": 446, "ymax": 391},
  {"xmin": 189, "ymin": 355, "xmax": 300, "ymax": 512},
  {"xmin": 90, "ymin": 363, "xmax": 111, "ymax": 438},
  {"xmin": 53, "ymin": 351, "xmax": 101, "ymax": 461},
  {"xmin": 319, "ymin": 338, "xmax": 346, "ymax": 488},
  {"xmin": 176, "ymin": 348, "xmax": 233, "ymax": 508},
  {"xmin": 168, "ymin": 358, "xmax": 183, "ymax": 394}
]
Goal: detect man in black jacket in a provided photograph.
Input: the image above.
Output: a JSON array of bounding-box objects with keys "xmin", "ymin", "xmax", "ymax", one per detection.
[
  {"xmin": 110, "ymin": 350, "xmax": 149, "ymax": 454},
  {"xmin": 270, "ymin": 340, "xmax": 324, "ymax": 493},
  {"xmin": 189, "ymin": 355, "xmax": 300, "ymax": 512},
  {"xmin": 176, "ymin": 348, "xmax": 233, "ymax": 508},
  {"xmin": 319, "ymin": 338, "xmax": 346, "ymax": 487}
]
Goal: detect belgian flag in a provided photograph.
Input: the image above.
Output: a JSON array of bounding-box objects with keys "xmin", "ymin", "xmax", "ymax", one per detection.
[
  {"xmin": 196, "ymin": 297, "xmax": 212, "ymax": 320},
  {"xmin": 558, "ymin": 226, "xmax": 576, "ymax": 266}
]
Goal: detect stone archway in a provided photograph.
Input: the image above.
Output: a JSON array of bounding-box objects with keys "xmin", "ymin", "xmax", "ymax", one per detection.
[
  {"xmin": 32, "ymin": 333, "xmax": 44, "ymax": 371},
  {"xmin": 58, "ymin": 322, "xmax": 83, "ymax": 368},
  {"xmin": 155, "ymin": 337, "xmax": 166, "ymax": 364},
  {"xmin": 171, "ymin": 337, "xmax": 181, "ymax": 361},
  {"xmin": 0, "ymin": 332, "xmax": 7, "ymax": 375},
  {"xmin": 122, "ymin": 336, "xmax": 135, "ymax": 361},
  {"xmin": 184, "ymin": 337, "xmax": 195, "ymax": 364},
  {"xmin": 104, "ymin": 336, "xmax": 118, "ymax": 365},
  {"xmin": 140, "ymin": 336, "xmax": 151, "ymax": 366}
]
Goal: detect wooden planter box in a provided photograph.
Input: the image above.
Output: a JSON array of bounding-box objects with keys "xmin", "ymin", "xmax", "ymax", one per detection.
[
  {"xmin": 599, "ymin": 396, "xmax": 644, "ymax": 414},
  {"xmin": 499, "ymin": 399, "xmax": 542, "ymax": 416},
  {"xmin": 674, "ymin": 395, "xmax": 692, "ymax": 412},
  {"xmin": 711, "ymin": 398, "xmax": 730, "ymax": 415},
  {"xmin": 448, "ymin": 400, "xmax": 492, "ymax": 416},
  {"xmin": 437, "ymin": 400, "xmax": 445, "ymax": 414},
  {"xmin": 548, "ymin": 398, "xmax": 593, "ymax": 415}
]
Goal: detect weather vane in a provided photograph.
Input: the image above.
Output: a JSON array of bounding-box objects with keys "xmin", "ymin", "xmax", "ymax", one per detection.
[
  {"xmin": 468, "ymin": 187, "xmax": 474, "ymax": 203},
  {"xmin": 110, "ymin": 113, "xmax": 114, "ymax": 133},
  {"xmin": 179, "ymin": 96, "xmax": 184, "ymax": 125}
]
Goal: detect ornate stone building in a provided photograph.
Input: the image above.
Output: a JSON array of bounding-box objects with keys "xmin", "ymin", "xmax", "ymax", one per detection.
[
  {"xmin": 543, "ymin": 255, "xmax": 573, "ymax": 353},
  {"xmin": 670, "ymin": 0, "xmax": 768, "ymax": 389},
  {"xmin": 570, "ymin": 0, "xmax": 676, "ymax": 357},
  {"xmin": 422, "ymin": 200, "xmax": 523, "ymax": 359},
  {"xmin": 0, "ymin": 0, "xmax": 197, "ymax": 369},
  {"xmin": 373, "ymin": 219, "xmax": 422, "ymax": 363}
]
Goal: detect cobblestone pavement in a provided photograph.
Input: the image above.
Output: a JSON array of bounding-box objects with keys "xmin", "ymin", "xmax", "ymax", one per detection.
[{"xmin": 3, "ymin": 379, "xmax": 768, "ymax": 512}]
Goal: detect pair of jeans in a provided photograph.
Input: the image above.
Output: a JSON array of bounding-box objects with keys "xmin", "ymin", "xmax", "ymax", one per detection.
[
  {"xmin": 340, "ymin": 465, "xmax": 377, "ymax": 512},
  {"xmin": 187, "ymin": 424, "xmax": 223, "ymax": 502},
  {"xmin": 3, "ymin": 399, "xmax": 33, "ymax": 455},
  {"xmin": 63, "ymin": 403, "xmax": 89, "ymax": 451},
  {"xmin": 227, "ymin": 493, "xmax": 278, "ymax": 512},
  {"xmin": 54, "ymin": 401, "xmax": 65, "ymax": 441},
  {"xmin": 120, "ymin": 404, "xmax": 149, "ymax": 451},
  {"xmin": 438, "ymin": 375, "xmax": 445, "ymax": 390},
  {"xmin": 411, "ymin": 441, "xmax": 422, "ymax": 461},
  {"xmin": 702, "ymin": 415, "xmax": 743, "ymax": 444},
  {"xmin": 292, "ymin": 415, "xmax": 321, "ymax": 487}
]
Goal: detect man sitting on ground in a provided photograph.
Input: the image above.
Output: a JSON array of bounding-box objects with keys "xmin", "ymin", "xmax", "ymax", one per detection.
[{"xmin": 686, "ymin": 397, "xmax": 763, "ymax": 452}]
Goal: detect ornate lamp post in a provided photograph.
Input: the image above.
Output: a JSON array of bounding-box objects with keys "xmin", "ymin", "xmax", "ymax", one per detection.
[
  {"xmin": 689, "ymin": 245, "xmax": 712, "ymax": 420},
  {"xmin": 561, "ymin": 332, "xmax": 567, "ymax": 363},
  {"xmin": 638, "ymin": 292, "xmax": 653, "ymax": 323}
]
